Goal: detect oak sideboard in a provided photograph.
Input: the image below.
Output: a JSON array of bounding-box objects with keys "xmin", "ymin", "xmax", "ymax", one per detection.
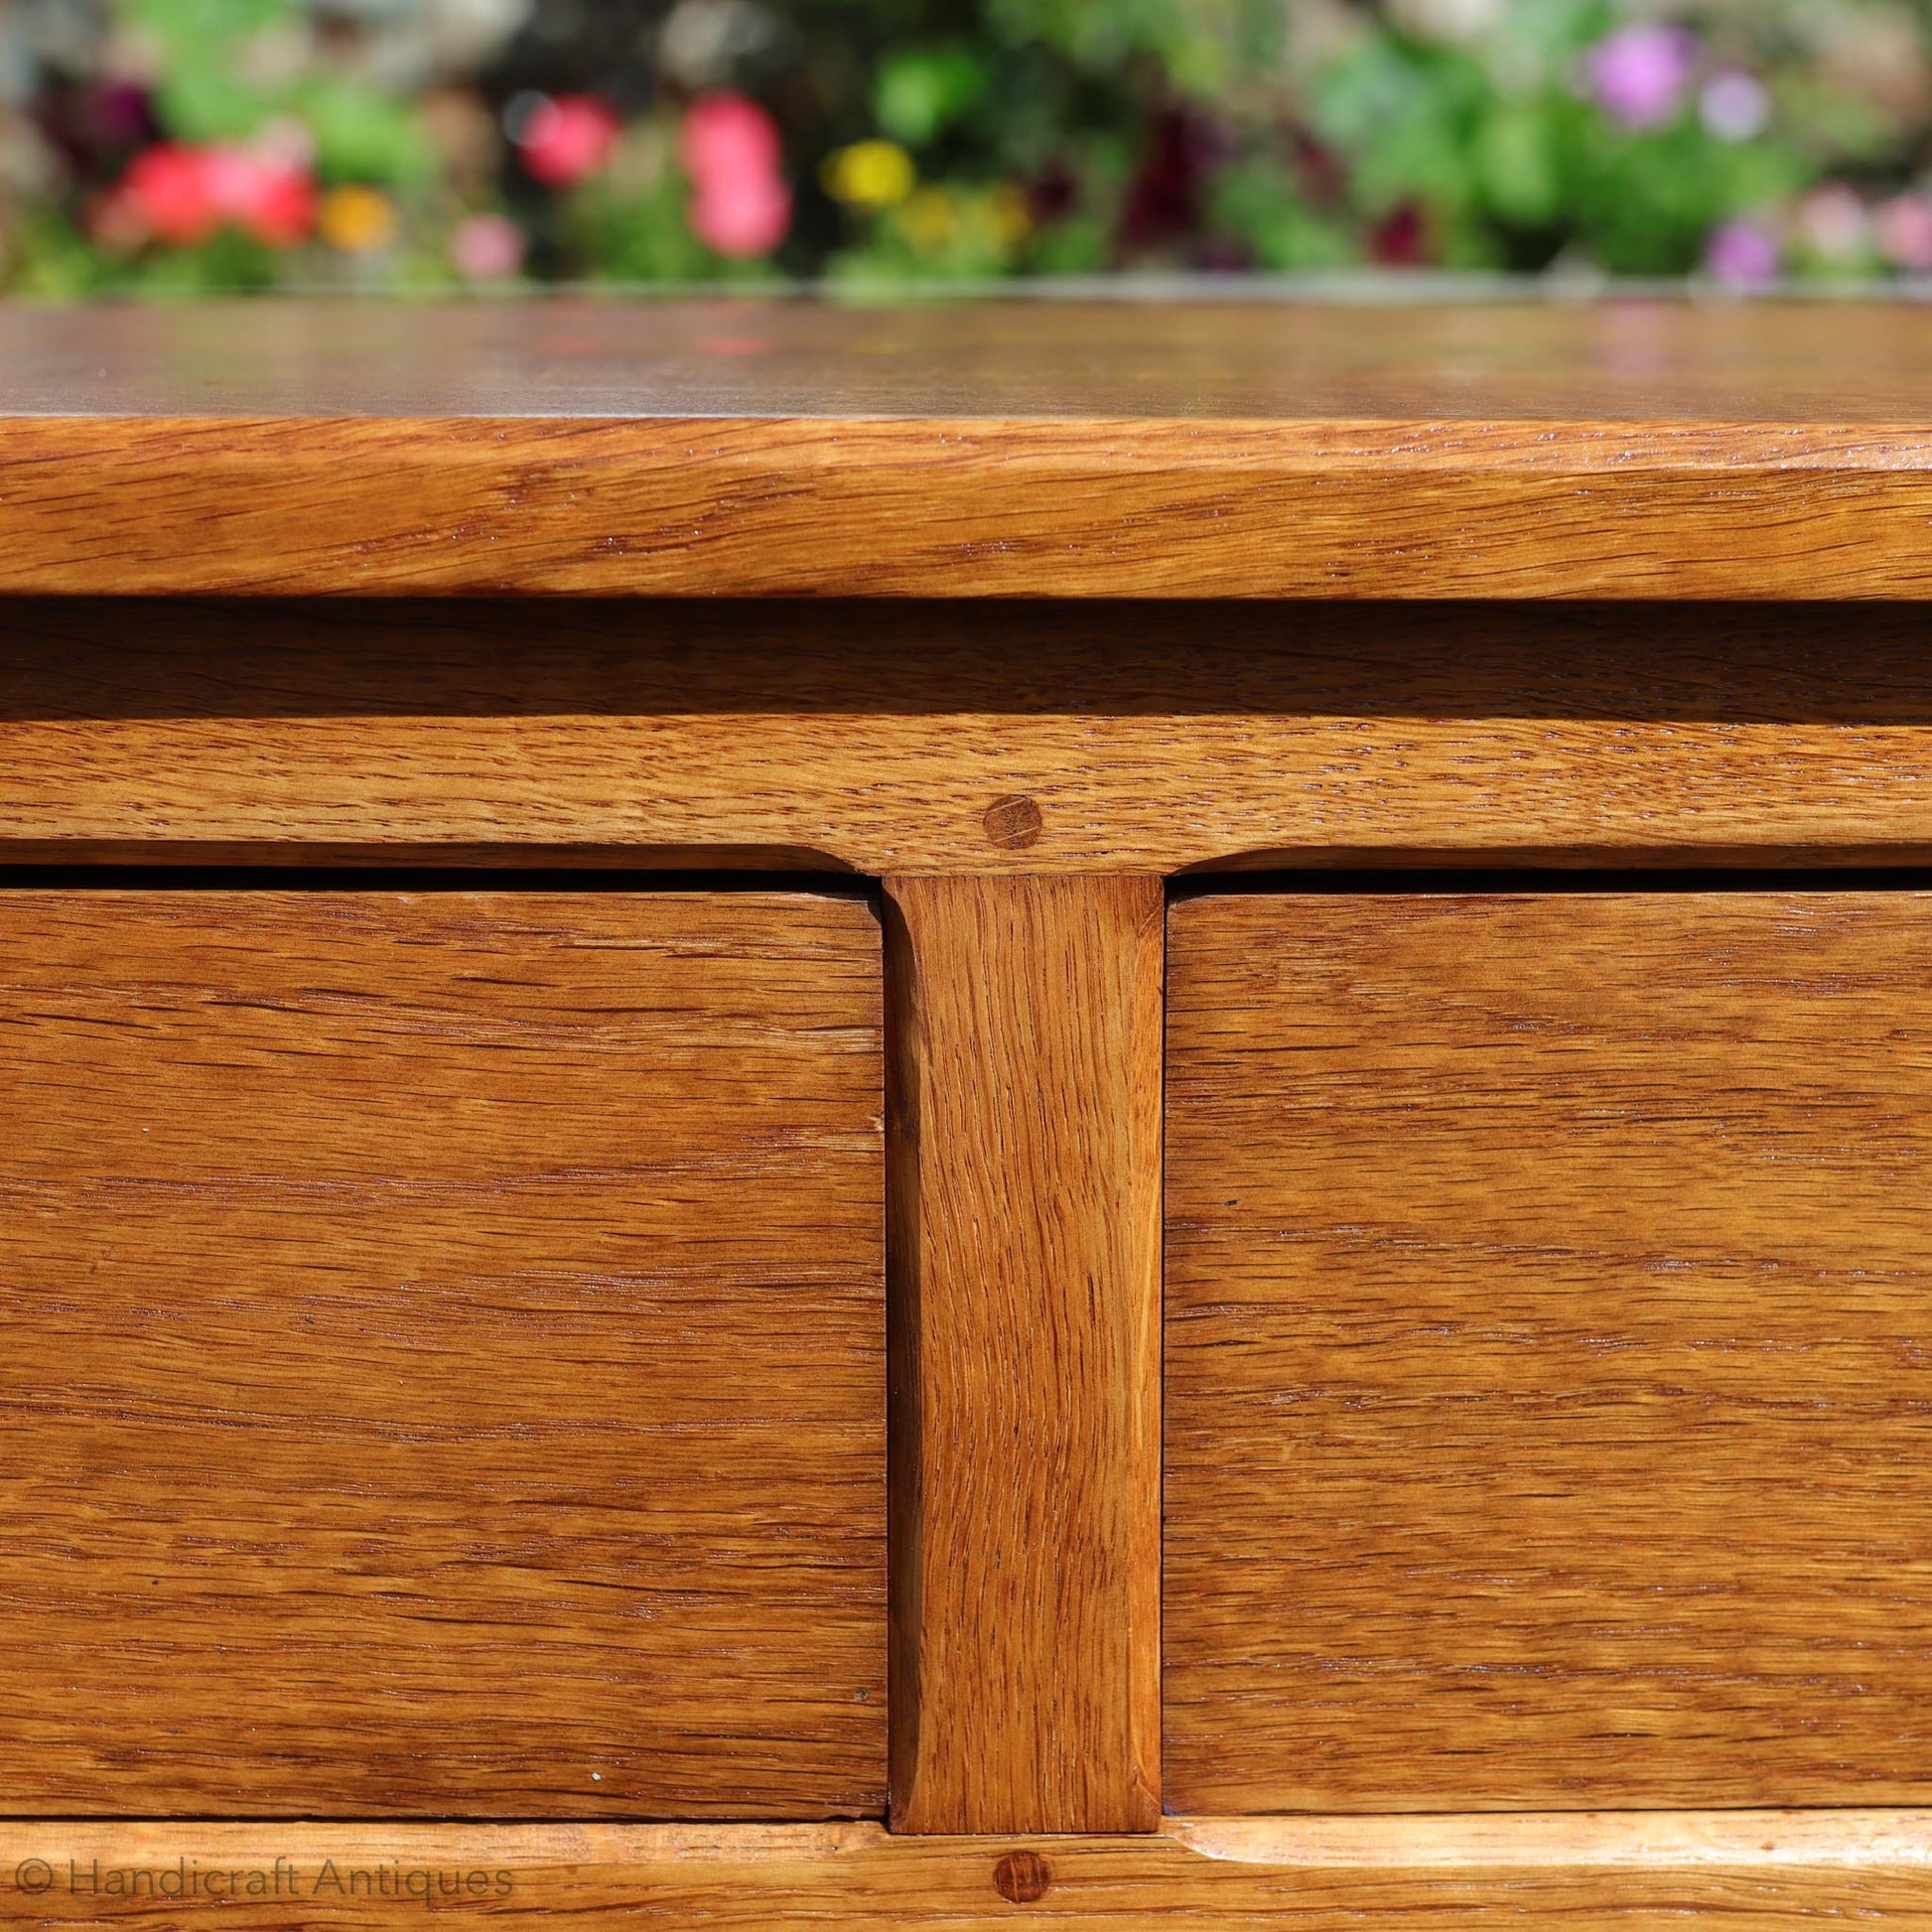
[{"xmin": 1, "ymin": 295, "xmax": 1930, "ymax": 1927}]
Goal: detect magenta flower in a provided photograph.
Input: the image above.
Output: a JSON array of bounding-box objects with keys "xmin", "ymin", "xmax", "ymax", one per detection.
[
  {"xmin": 680, "ymin": 92, "xmax": 791, "ymax": 258},
  {"xmin": 1704, "ymin": 218, "xmax": 1779, "ymax": 290},
  {"xmin": 516, "ymin": 94, "xmax": 621, "ymax": 189},
  {"xmin": 1586, "ymin": 24, "xmax": 1697, "ymax": 131}
]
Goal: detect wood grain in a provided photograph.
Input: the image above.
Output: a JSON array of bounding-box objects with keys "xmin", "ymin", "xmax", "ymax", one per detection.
[
  {"xmin": 5, "ymin": 301, "xmax": 1932, "ymax": 597},
  {"xmin": 17, "ymin": 296, "xmax": 1932, "ymax": 419},
  {"xmin": 10, "ymin": 599, "xmax": 1932, "ymax": 876},
  {"xmin": 886, "ymin": 875, "xmax": 1162, "ymax": 1833},
  {"xmin": 0, "ymin": 889, "xmax": 885, "ymax": 1817},
  {"xmin": 1167, "ymin": 889, "xmax": 1932, "ymax": 1813},
  {"xmin": 0, "ymin": 1817, "xmax": 1928, "ymax": 1927}
]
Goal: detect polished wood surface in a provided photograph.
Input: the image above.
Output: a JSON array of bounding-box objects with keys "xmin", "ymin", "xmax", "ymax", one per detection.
[
  {"xmin": 0, "ymin": 1816, "xmax": 1929, "ymax": 1927},
  {"xmin": 11, "ymin": 600, "xmax": 1932, "ymax": 876},
  {"xmin": 885, "ymin": 876, "xmax": 1162, "ymax": 1833},
  {"xmin": 0, "ymin": 889, "xmax": 885, "ymax": 1817},
  {"xmin": 13, "ymin": 298, "xmax": 1932, "ymax": 419},
  {"xmin": 1167, "ymin": 889, "xmax": 1932, "ymax": 1813},
  {"xmin": 3, "ymin": 301, "xmax": 1932, "ymax": 596}
]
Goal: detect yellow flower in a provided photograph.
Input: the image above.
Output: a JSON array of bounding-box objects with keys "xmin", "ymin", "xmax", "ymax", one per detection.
[
  {"xmin": 988, "ymin": 183, "xmax": 1032, "ymax": 249},
  {"xmin": 896, "ymin": 184, "xmax": 955, "ymax": 251},
  {"xmin": 319, "ymin": 184, "xmax": 397, "ymax": 254},
  {"xmin": 821, "ymin": 139, "xmax": 915, "ymax": 210}
]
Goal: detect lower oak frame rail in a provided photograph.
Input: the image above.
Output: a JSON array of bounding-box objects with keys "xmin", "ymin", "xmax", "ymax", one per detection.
[{"xmin": 0, "ymin": 1816, "xmax": 1924, "ymax": 1925}]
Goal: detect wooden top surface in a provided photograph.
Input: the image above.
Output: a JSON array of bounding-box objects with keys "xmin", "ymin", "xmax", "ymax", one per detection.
[
  {"xmin": 5, "ymin": 297, "xmax": 1932, "ymax": 597},
  {"xmin": 4, "ymin": 296, "xmax": 1928, "ymax": 420}
]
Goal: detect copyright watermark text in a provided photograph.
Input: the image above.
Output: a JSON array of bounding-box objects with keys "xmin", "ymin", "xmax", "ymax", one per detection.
[{"xmin": 11, "ymin": 1859, "xmax": 514, "ymax": 1903}]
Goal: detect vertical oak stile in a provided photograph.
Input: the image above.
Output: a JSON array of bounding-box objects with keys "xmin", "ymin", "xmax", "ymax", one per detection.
[{"xmin": 885, "ymin": 874, "xmax": 1164, "ymax": 1835}]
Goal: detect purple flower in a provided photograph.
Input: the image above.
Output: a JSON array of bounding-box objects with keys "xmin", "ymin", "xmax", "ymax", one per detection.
[
  {"xmin": 1586, "ymin": 24, "xmax": 1698, "ymax": 131},
  {"xmin": 1704, "ymin": 218, "xmax": 1780, "ymax": 290}
]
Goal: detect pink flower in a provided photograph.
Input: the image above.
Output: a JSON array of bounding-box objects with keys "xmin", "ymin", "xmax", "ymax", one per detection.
[
  {"xmin": 200, "ymin": 144, "xmax": 315, "ymax": 245},
  {"xmin": 690, "ymin": 174, "xmax": 790, "ymax": 255},
  {"xmin": 449, "ymin": 211, "xmax": 526, "ymax": 280},
  {"xmin": 681, "ymin": 90, "xmax": 781, "ymax": 180},
  {"xmin": 1797, "ymin": 183, "xmax": 1868, "ymax": 263},
  {"xmin": 1875, "ymin": 194, "xmax": 1932, "ymax": 273},
  {"xmin": 1704, "ymin": 218, "xmax": 1780, "ymax": 290},
  {"xmin": 680, "ymin": 91, "xmax": 791, "ymax": 257},
  {"xmin": 116, "ymin": 141, "xmax": 315, "ymax": 248},
  {"xmin": 516, "ymin": 94, "xmax": 621, "ymax": 188},
  {"xmin": 1586, "ymin": 24, "xmax": 1697, "ymax": 132}
]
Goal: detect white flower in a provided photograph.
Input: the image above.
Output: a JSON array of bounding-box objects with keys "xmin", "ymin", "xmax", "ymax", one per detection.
[
  {"xmin": 658, "ymin": 0, "xmax": 784, "ymax": 90},
  {"xmin": 1700, "ymin": 69, "xmax": 1770, "ymax": 142},
  {"xmin": 1798, "ymin": 183, "xmax": 1869, "ymax": 262}
]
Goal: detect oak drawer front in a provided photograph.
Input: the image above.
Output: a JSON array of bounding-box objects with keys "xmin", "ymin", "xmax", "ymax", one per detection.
[
  {"xmin": 1166, "ymin": 889, "xmax": 1932, "ymax": 1813},
  {"xmin": 0, "ymin": 889, "xmax": 885, "ymax": 1819}
]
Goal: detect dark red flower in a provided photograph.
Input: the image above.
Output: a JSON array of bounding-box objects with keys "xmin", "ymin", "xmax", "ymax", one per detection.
[
  {"xmin": 1121, "ymin": 108, "xmax": 1211, "ymax": 251},
  {"xmin": 1291, "ymin": 130, "xmax": 1344, "ymax": 208},
  {"xmin": 1371, "ymin": 201, "xmax": 1428, "ymax": 266},
  {"xmin": 1028, "ymin": 162, "xmax": 1078, "ymax": 224}
]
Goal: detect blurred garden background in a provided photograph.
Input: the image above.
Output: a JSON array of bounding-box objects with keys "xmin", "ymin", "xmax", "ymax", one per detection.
[{"xmin": 4, "ymin": 0, "xmax": 1932, "ymax": 293}]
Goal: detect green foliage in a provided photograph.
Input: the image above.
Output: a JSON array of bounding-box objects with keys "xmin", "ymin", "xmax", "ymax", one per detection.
[
  {"xmin": 987, "ymin": 0, "xmax": 1281, "ymax": 91},
  {"xmin": 875, "ymin": 45, "xmax": 991, "ymax": 146},
  {"xmin": 1475, "ymin": 99, "xmax": 1564, "ymax": 229},
  {"xmin": 568, "ymin": 166, "xmax": 725, "ymax": 283},
  {"xmin": 130, "ymin": 226, "xmax": 285, "ymax": 290},
  {"xmin": 7, "ymin": 213, "xmax": 116, "ymax": 299},
  {"xmin": 123, "ymin": 0, "xmax": 291, "ymax": 54},
  {"xmin": 293, "ymin": 77, "xmax": 436, "ymax": 188},
  {"xmin": 1209, "ymin": 160, "xmax": 1352, "ymax": 271},
  {"xmin": 124, "ymin": 0, "xmax": 291, "ymax": 138},
  {"xmin": 1562, "ymin": 113, "xmax": 1803, "ymax": 274}
]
